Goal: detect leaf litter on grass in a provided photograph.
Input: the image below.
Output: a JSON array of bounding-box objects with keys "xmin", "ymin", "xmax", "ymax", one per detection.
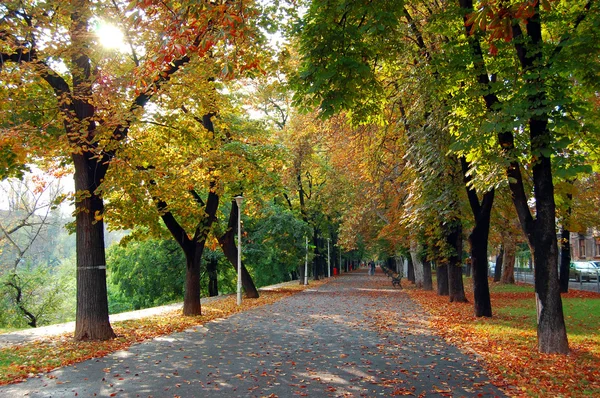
[{"xmin": 405, "ymin": 281, "xmax": 600, "ymax": 397}]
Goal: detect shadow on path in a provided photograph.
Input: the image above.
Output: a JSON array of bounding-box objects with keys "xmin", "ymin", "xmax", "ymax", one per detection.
[{"xmin": 0, "ymin": 270, "xmax": 505, "ymax": 397}]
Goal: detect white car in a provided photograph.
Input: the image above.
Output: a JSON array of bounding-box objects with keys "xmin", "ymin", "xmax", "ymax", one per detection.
[{"xmin": 569, "ymin": 261, "xmax": 600, "ymax": 282}]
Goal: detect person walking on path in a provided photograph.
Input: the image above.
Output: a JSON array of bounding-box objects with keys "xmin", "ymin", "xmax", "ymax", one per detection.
[{"xmin": 0, "ymin": 271, "xmax": 505, "ymax": 397}]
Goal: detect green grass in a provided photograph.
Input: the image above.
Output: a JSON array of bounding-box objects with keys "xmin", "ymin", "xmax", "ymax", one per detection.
[
  {"xmin": 488, "ymin": 281, "xmax": 533, "ymax": 294},
  {"xmin": 494, "ymin": 296, "xmax": 600, "ymax": 337},
  {"xmin": 0, "ymin": 350, "xmax": 20, "ymax": 368},
  {"xmin": 563, "ymin": 298, "xmax": 600, "ymax": 336}
]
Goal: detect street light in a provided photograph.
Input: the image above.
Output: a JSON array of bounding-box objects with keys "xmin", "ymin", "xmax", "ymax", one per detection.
[{"xmin": 234, "ymin": 195, "xmax": 243, "ymax": 306}]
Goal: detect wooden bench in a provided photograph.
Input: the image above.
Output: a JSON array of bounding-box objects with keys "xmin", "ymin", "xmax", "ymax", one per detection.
[{"xmin": 380, "ymin": 265, "xmax": 402, "ymax": 288}]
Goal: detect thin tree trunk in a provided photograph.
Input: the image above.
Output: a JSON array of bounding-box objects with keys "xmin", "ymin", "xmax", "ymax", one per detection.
[
  {"xmin": 501, "ymin": 238, "xmax": 516, "ymax": 284},
  {"xmin": 410, "ymin": 239, "xmax": 424, "ymax": 288},
  {"xmin": 207, "ymin": 257, "xmax": 218, "ymax": 297},
  {"xmin": 559, "ymin": 227, "xmax": 571, "ymax": 293},
  {"xmin": 494, "ymin": 246, "xmax": 503, "ymax": 282},
  {"xmin": 407, "ymin": 255, "xmax": 415, "ymax": 283}
]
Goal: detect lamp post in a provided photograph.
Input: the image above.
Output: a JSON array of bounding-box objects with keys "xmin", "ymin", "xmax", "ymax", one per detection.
[{"xmin": 234, "ymin": 196, "xmax": 243, "ymax": 306}]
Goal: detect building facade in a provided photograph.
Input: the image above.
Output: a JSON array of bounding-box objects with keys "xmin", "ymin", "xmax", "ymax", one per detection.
[{"xmin": 570, "ymin": 229, "xmax": 600, "ymax": 261}]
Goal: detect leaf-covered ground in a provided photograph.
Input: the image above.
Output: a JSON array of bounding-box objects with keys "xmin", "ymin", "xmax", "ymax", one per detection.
[
  {"xmin": 404, "ymin": 280, "xmax": 600, "ymax": 397},
  {"xmin": 0, "ymin": 281, "xmax": 328, "ymax": 385}
]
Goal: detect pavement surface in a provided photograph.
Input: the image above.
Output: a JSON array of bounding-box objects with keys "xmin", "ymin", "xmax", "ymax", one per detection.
[{"xmin": 0, "ymin": 271, "xmax": 505, "ymax": 397}]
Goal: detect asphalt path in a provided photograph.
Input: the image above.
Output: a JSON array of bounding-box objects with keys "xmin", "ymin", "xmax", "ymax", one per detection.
[{"xmin": 0, "ymin": 271, "xmax": 505, "ymax": 397}]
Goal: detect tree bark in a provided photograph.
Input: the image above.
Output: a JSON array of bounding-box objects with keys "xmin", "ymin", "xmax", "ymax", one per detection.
[
  {"xmin": 500, "ymin": 238, "xmax": 516, "ymax": 284},
  {"xmin": 559, "ymin": 227, "xmax": 571, "ymax": 293},
  {"xmin": 494, "ymin": 246, "xmax": 503, "ymax": 282},
  {"xmin": 407, "ymin": 255, "xmax": 415, "ymax": 283},
  {"xmin": 446, "ymin": 221, "xmax": 468, "ymax": 303},
  {"xmin": 410, "ymin": 239, "xmax": 424, "ymax": 288},
  {"xmin": 422, "ymin": 260, "xmax": 433, "ymax": 291},
  {"xmin": 72, "ymin": 154, "xmax": 115, "ymax": 340},
  {"xmin": 437, "ymin": 263, "xmax": 449, "ymax": 296},
  {"xmin": 183, "ymin": 248, "xmax": 202, "ymax": 315},
  {"xmin": 312, "ymin": 229, "xmax": 320, "ymax": 280},
  {"xmin": 207, "ymin": 257, "xmax": 218, "ymax": 297}
]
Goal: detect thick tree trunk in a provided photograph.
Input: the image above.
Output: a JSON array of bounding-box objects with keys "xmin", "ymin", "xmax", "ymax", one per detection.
[
  {"xmin": 559, "ymin": 227, "xmax": 571, "ymax": 293},
  {"xmin": 73, "ymin": 153, "xmax": 115, "ymax": 341},
  {"xmin": 183, "ymin": 248, "xmax": 202, "ymax": 315},
  {"xmin": 470, "ymin": 223, "xmax": 493, "ymax": 317},
  {"xmin": 207, "ymin": 257, "xmax": 218, "ymax": 297},
  {"xmin": 447, "ymin": 221, "xmax": 468, "ymax": 303},
  {"xmin": 437, "ymin": 263, "xmax": 449, "ymax": 296},
  {"xmin": 422, "ymin": 260, "xmax": 433, "ymax": 291},
  {"xmin": 217, "ymin": 201, "xmax": 259, "ymax": 298}
]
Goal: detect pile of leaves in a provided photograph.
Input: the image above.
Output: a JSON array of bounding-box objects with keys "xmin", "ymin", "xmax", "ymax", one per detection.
[
  {"xmin": 405, "ymin": 281, "xmax": 600, "ymax": 397},
  {"xmin": 0, "ymin": 280, "xmax": 327, "ymax": 385}
]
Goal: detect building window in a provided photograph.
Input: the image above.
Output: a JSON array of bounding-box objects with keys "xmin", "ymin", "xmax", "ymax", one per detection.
[
  {"xmin": 579, "ymin": 239, "xmax": 586, "ymax": 258},
  {"xmin": 595, "ymin": 238, "xmax": 600, "ymax": 258}
]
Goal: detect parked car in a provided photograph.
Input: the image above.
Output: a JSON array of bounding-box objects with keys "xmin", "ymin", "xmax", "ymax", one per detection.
[{"xmin": 569, "ymin": 261, "xmax": 600, "ymax": 282}]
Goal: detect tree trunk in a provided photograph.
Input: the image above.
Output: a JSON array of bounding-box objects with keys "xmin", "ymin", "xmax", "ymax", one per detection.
[
  {"xmin": 312, "ymin": 230, "xmax": 320, "ymax": 281},
  {"xmin": 207, "ymin": 257, "xmax": 218, "ymax": 297},
  {"xmin": 447, "ymin": 221, "xmax": 467, "ymax": 303},
  {"xmin": 494, "ymin": 246, "xmax": 503, "ymax": 282},
  {"xmin": 559, "ymin": 227, "xmax": 571, "ymax": 293},
  {"xmin": 407, "ymin": 255, "xmax": 415, "ymax": 283},
  {"xmin": 470, "ymin": 219, "xmax": 493, "ymax": 317},
  {"xmin": 461, "ymin": 157, "xmax": 494, "ymax": 316},
  {"xmin": 500, "ymin": 238, "xmax": 516, "ymax": 284},
  {"xmin": 410, "ymin": 239, "xmax": 424, "ymax": 288},
  {"xmin": 217, "ymin": 201, "xmax": 259, "ymax": 298},
  {"xmin": 183, "ymin": 247, "xmax": 202, "ymax": 315},
  {"xmin": 423, "ymin": 260, "xmax": 433, "ymax": 291},
  {"xmin": 73, "ymin": 153, "xmax": 115, "ymax": 340},
  {"xmin": 437, "ymin": 263, "xmax": 449, "ymax": 296}
]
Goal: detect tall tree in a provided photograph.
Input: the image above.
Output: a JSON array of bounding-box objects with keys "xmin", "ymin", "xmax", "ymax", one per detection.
[
  {"xmin": 1, "ymin": 0, "xmax": 264, "ymax": 339},
  {"xmin": 458, "ymin": 0, "xmax": 600, "ymax": 352}
]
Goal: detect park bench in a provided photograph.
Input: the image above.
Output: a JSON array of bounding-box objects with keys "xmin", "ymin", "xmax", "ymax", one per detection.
[{"xmin": 380, "ymin": 265, "xmax": 402, "ymax": 288}]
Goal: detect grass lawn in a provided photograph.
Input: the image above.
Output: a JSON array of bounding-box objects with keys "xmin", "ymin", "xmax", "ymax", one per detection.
[{"xmin": 405, "ymin": 279, "xmax": 600, "ymax": 397}]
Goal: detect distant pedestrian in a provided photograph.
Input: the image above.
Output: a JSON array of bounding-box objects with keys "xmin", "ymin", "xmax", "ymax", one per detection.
[{"xmin": 368, "ymin": 260, "xmax": 375, "ymax": 276}]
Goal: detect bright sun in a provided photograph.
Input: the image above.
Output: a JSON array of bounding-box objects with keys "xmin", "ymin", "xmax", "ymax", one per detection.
[{"xmin": 95, "ymin": 21, "xmax": 127, "ymax": 51}]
